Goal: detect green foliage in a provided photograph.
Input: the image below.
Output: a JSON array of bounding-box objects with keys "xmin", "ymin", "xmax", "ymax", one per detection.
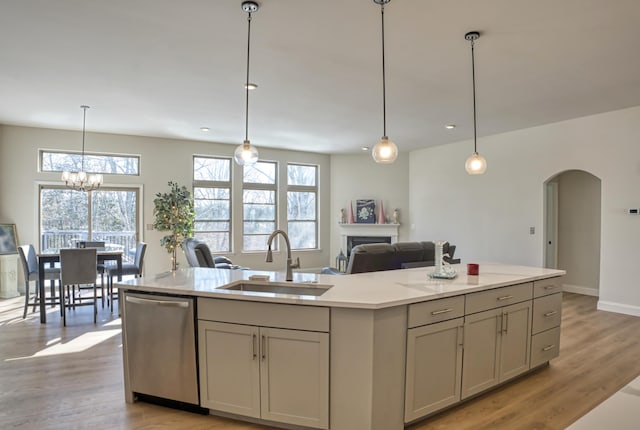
[{"xmin": 153, "ymin": 181, "xmax": 195, "ymax": 255}]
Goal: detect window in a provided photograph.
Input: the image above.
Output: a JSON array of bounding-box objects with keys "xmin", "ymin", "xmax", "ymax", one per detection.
[
  {"xmin": 287, "ymin": 164, "xmax": 318, "ymax": 249},
  {"xmin": 40, "ymin": 186, "xmax": 140, "ymax": 262},
  {"xmin": 193, "ymin": 156, "xmax": 231, "ymax": 253},
  {"xmin": 243, "ymin": 161, "xmax": 277, "ymax": 251},
  {"xmin": 40, "ymin": 150, "xmax": 140, "ymax": 176}
]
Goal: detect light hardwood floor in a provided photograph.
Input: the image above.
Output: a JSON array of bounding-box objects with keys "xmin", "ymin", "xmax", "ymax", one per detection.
[{"xmin": 0, "ymin": 293, "xmax": 639, "ymax": 430}]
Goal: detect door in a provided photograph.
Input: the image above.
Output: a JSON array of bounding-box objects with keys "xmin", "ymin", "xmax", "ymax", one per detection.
[
  {"xmin": 260, "ymin": 327, "xmax": 329, "ymax": 429},
  {"xmin": 499, "ymin": 301, "xmax": 532, "ymax": 381},
  {"xmin": 198, "ymin": 321, "xmax": 261, "ymax": 417},
  {"xmin": 405, "ymin": 318, "xmax": 464, "ymax": 422},
  {"xmin": 461, "ymin": 308, "xmax": 502, "ymax": 399}
]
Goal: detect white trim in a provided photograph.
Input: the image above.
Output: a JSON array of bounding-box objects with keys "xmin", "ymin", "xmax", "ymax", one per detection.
[
  {"xmin": 562, "ymin": 283, "xmax": 599, "ymax": 297},
  {"xmin": 597, "ymin": 300, "xmax": 640, "ymax": 317}
]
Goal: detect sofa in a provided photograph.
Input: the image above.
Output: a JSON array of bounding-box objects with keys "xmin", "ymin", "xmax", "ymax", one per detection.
[{"xmin": 322, "ymin": 241, "xmax": 460, "ymax": 275}]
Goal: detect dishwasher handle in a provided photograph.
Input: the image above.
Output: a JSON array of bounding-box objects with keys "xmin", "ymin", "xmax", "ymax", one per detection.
[{"xmin": 125, "ymin": 295, "xmax": 190, "ymax": 308}]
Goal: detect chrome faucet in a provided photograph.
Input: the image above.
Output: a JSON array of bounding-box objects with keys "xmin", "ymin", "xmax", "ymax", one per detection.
[{"xmin": 265, "ymin": 229, "xmax": 300, "ymax": 281}]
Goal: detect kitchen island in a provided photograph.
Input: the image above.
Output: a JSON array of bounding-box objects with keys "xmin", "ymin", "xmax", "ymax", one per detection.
[{"xmin": 117, "ymin": 263, "xmax": 565, "ymax": 430}]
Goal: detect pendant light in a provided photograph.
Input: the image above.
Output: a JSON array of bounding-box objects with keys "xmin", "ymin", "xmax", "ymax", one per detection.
[
  {"xmin": 464, "ymin": 31, "xmax": 487, "ymax": 175},
  {"xmin": 234, "ymin": 1, "xmax": 260, "ymax": 166},
  {"xmin": 61, "ymin": 105, "xmax": 103, "ymax": 191},
  {"xmin": 371, "ymin": 0, "xmax": 398, "ymax": 164}
]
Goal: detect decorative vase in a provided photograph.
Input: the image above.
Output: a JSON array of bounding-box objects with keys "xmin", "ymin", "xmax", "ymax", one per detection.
[
  {"xmin": 348, "ymin": 201, "xmax": 355, "ymax": 224},
  {"xmin": 378, "ymin": 200, "xmax": 385, "ymax": 224}
]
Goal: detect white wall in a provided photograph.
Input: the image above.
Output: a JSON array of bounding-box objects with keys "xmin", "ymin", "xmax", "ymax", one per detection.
[
  {"xmin": 556, "ymin": 170, "xmax": 601, "ymax": 295},
  {"xmin": 409, "ymin": 105, "xmax": 640, "ymax": 316},
  {"xmin": 329, "ymin": 153, "xmax": 410, "ymax": 263},
  {"xmin": 0, "ymin": 125, "xmax": 331, "ymax": 277}
]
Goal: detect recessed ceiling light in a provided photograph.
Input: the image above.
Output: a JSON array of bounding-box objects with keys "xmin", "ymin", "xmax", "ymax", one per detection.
[
  {"xmin": 362, "ymin": 146, "xmax": 369, "ymax": 151},
  {"xmin": 200, "ymin": 127, "xmax": 210, "ymax": 132},
  {"xmin": 244, "ymin": 83, "xmax": 258, "ymax": 90},
  {"xmin": 445, "ymin": 124, "xmax": 456, "ymax": 129}
]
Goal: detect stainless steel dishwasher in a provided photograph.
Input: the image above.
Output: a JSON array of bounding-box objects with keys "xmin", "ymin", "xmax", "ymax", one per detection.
[{"xmin": 123, "ymin": 291, "xmax": 200, "ymax": 407}]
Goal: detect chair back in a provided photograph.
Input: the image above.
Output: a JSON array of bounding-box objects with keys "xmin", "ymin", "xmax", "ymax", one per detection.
[
  {"xmin": 182, "ymin": 238, "xmax": 203, "ymax": 267},
  {"xmin": 18, "ymin": 245, "xmax": 34, "ymax": 280},
  {"xmin": 194, "ymin": 242, "xmax": 215, "ymax": 267},
  {"xmin": 60, "ymin": 248, "xmax": 97, "ymax": 286},
  {"xmin": 76, "ymin": 241, "xmax": 106, "ymax": 249},
  {"xmin": 134, "ymin": 242, "xmax": 147, "ymax": 273}
]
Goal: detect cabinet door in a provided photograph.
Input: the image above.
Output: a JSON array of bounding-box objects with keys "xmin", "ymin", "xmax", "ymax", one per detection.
[
  {"xmin": 405, "ymin": 318, "xmax": 464, "ymax": 422},
  {"xmin": 260, "ymin": 327, "xmax": 329, "ymax": 429},
  {"xmin": 461, "ymin": 308, "xmax": 502, "ymax": 399},
  {"xmin": 499, "ymin": 301, "xmax": 532, "ymax": 381},
  {"xmin": 198, "ymin": 321, "xmax": 260, "ymax": 417}
]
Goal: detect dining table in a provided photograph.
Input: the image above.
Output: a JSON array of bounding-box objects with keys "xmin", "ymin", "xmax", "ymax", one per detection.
[{"xmin": 37, "ymin": 249, "xmax": 123, "ymax": 324}]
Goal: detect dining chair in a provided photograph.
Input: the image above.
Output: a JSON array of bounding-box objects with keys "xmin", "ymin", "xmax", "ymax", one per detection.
[
  {"xmin": 17, "ymin": 244, "xmax": 61, "ymax": 319},
  {"xmin": 75, "ymin": 240, "xmax": 107, "ymax": 306},
  {"xmin": 59, "ymin": 248, "xmax": 98, "ymax": 326},
  {"xmin": 107, "ymin": 242, "xmax": 147, "ymax": 313}
]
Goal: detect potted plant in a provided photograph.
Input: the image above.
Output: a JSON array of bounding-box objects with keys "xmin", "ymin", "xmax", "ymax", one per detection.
[{"xmin": 153, "ymin": 181, "xmax": 195, "ymax": 271}]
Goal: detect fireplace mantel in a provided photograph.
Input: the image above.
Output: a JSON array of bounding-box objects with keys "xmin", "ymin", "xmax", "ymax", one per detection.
[{"xmin": 337, "ymin": 223, "xmax": 400, "ymax": 253}]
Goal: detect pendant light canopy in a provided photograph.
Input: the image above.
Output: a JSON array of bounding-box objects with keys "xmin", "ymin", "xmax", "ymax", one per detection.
[
  {"xmin": 61, "ymin": 105, "xmax": 103, "ymax": 191},
  {"xmin": 464, "ymin": 31, "xmax": 487, "ymax": 175},
  {"xmin": 371, "ymin": 0, "xmax": 398, "ymax": 164},
  {"xmin": 234, "ymin": 1, "xmax": 260, "ymax": 166}
]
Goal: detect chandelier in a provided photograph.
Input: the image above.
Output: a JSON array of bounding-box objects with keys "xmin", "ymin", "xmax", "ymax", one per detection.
[{"xmin": 61, "ymin": 105, "xmax": 103, "ymax": 191}]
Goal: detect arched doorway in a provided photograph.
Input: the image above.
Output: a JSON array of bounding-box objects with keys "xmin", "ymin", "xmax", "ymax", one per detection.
[{"xmin": 544, "ymin": 170, "xmax": 601, "ymax": 296}]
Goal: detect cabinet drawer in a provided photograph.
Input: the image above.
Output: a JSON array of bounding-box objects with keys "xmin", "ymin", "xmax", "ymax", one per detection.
[
  {"xmin": 198, "ymin": 298, "xmax": 330, "ymax": 332},
  {"xmin": 530, "ymin": 327, "xmax": 560, "ymax": 368},
  {"xmin": 408, "ymin": 296, "xmax": 465, "ymax": 328},
  {"xmin": 465, "ymin": 283, "xmax": 533, "ymax": 315},
  {"xmin": 534, "ymin": 277, "xmax": 563, "ymax": 298},
  {"xmin": 532, "ymin": 293, "xmax": 562, "ymax": 334}
]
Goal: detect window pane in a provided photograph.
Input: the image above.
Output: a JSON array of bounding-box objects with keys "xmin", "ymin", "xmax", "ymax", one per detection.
[
  {"xmin": 194, "ymin": 187, "xmax": 229, "ymax": 199},
  {"xmin": 244, "ymin": 221, "xmax": 275, "ymax": 235},
  {"xmin": 194, "ymin": 157, "xmax": 230, "ymax": 181},
  {"xmin": 195, "ymin": 232, "xmax": 230, "ymax": 253},
  {"xmin": 244, "ymin": 161, "xmax": 276, "ymax": 184},
  {"xmin": 41, "ymin": 151, "xmax": 139, "ymax": 175},
  {"xmin": 41, "ymin": 189, "xmax": 88, "ymax": 250},
  {"xmin": 244, "ymin": 204, "xmax": 275, "ymax": 221},
  {"xmin": 287, "ymin": 192, "xmax": 316, "ymax": 220},
  {"xmin": 243, "ymin": 189, "xmax": 275, "ymax": 205},
  {"xmin": 194, "ymin": 199, "xmax": 230, "ymax": 220},
  {"xmin": 288, "ymin": 222, "xmax": 317, "ymax": 249},
  {"xmin": 195, "ymin": 221, "xmax": 230, "ymax": 231},
  {"xmin": 243, "ymin": 235, "xmax": 270, "ymax": 251},
  {"xmin": 288, "ymin": 164, "xmax": 316, "ymax": 186},
  {"xmin": 91, "ymin": 190, "xmax": 138, "ymax": 261}
]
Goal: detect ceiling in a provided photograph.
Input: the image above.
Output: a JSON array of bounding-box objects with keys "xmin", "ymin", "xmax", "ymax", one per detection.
[{"xmin": 1, "ymin": 0, "xmax": 640, "ymax": 155}]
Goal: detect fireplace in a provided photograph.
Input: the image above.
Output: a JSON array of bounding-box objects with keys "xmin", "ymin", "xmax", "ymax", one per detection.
[{"xmin": 347, "ymin": 235, "xmax": 391, "ymax": 258}]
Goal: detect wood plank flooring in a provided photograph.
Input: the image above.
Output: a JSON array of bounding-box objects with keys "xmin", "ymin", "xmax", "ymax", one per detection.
[{"xmin": 0, "ymin": 293, "xmax": 639, "ymax": 429}]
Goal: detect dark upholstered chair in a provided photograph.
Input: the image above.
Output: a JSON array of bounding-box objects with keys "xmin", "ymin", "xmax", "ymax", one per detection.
[
  {"xmin": 183, "ymin": 238, "xmax": 235, "ymax": 269},
  {"xmin": 107, "ymin": 242, "xmax": 146, "ymax": 313},
  {"xmin": 59, "ymin": 248, "xmax": 98, "ymax": 326}
]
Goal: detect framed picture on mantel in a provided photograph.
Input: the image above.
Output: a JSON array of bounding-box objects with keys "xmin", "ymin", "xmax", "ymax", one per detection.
[{"xmin": 356, "ymin": 199, "xmax": 376, "ymax": 223}]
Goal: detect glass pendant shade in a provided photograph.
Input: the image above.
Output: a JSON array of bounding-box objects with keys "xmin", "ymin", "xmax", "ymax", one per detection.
[
  {"xmin": 465, "ymin": 152, "xmax": 487, "ymax": 174},
  {"xmin": 372, "ymin": 136, "xmax": 398, "ymax": 164},
  {"xmin": 234, "ymin": 140, "xmax": 259, "ymax": 166}
]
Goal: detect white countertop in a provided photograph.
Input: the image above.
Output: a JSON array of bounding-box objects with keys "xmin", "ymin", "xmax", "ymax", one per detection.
[{"xmin": 116, "ymin": 263, "xmax": 565, "ymax": 310}]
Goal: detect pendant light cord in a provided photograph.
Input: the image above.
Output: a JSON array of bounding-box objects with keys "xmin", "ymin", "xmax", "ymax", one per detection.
[
  {"xmin": 245, "ymin": 11, "xmax": 252, "ymax": 142},
  {"xmin": 81, "ymin": 105, "xmax": 88, "ymax": 172},
  {"xmin": 380, "ymin": 3, "xmax": 387, "ymax": 138},
  {"xmin": 470, "ymin": 37, "xmax": 477, "ymax": 154}
]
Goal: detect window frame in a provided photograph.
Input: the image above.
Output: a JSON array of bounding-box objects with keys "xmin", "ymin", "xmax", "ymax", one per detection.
[
  {"xmin": 286, "ymin": 163, "xmax": 319, "ymax": 250},
  {"xmin": 242, "ymin": 160, "xmax": 278, "ymax": 252},
  {"xmin": 39, "ymin": 149, "xmax": 141, "ymax": 176}
]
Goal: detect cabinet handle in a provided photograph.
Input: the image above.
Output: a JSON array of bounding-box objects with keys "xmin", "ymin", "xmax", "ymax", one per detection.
[
  {"xmin": 497, "ymin": 315, "xmax": 503, "ymax": 334},
  {"xmin": 252, "ymin": 334, "xmax": 257, "ymax": 360},
  {"xmin": 431, "ymin": 308, "xmax": 453, "ymax": 316},
  {"xmin": 544, "ymin": 285, "xmax": 557, "ymax": 290},
  {"xmin": 504, "ymin": 312, "xmax": 509, "ymax": 334},
  {"xmin": 261, "ymin": 335, "xmax": 266, "ymax": 361},
  {"xmin": 497, "ymin": 295, "xmax": 514, "ymax": 301},
  {"xmin": 542, "ymin": 344, "xmax": 556, "ymax": 352},
  {"xmin": 544, "ymin": 310, "xmax": 558, "ymax": 317}
]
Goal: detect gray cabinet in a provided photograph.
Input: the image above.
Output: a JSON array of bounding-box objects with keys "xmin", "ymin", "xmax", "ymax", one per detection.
[
  {"xmin": 405, "ymin": 317, "xmax": 464, "ymax": 422},
  {"xmin": 197, "ymin": 299, "xmax": 330, "ymax": 429},
  {"xmin": 461, "ymin": 285, "xmax": 533, "ymax": 399},
  {"xmin": 531, "ymin": 278, "xmax": 562, "ymax": 368}
]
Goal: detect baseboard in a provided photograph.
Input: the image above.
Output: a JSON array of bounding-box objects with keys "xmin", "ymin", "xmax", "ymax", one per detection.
[
  {"xmin": 597, "ymin": 301, "xmax": 640, "ymax": 317},
  {"xmin": 562, "ymin": 284, "xmax": 599, "ymax": 297}
]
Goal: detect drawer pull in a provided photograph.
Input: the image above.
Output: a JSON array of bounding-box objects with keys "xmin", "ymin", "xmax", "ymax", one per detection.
[
  {"xmin": 544, "ymin": 285, "xmax": 557, "ymax": 290},
  {"xmin": 544, "ymin": 311, "xmax": 558, "ymax": 317},
  {"xmin": 431, "ymin": 308, "xmax": 454, "ymax": 316},
  {"xmin": 542, "ymin": 344, "xmax": 556, "ymax": 352},
  {"xmin": 497, "ymin": 295, "xmax": 514, "ymax": 301}
]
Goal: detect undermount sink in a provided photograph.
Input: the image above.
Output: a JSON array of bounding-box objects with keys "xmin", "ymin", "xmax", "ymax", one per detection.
[{"xmin": 221, "ymin": 282, "xmax": 332, "ymax": 297}]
